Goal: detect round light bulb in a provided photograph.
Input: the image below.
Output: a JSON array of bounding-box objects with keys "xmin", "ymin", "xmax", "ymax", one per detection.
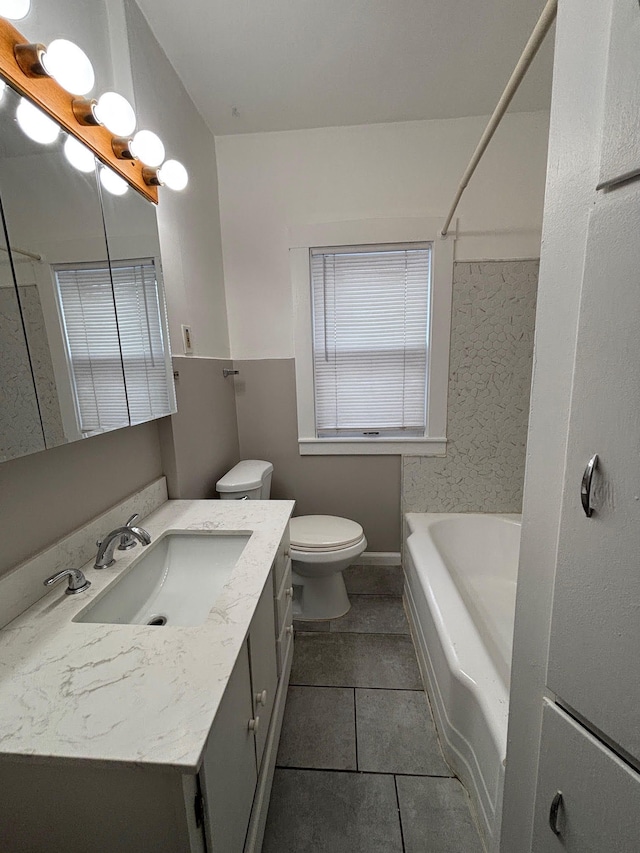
[
  {"xmin": 41, "ymin": 39, "xmax": 94, "ymax": 96},
  {"xmin": 158, "ymin": 159, "xmax": 188, "ymax": 191},
  {"xmin": 93, "ymin": 92, "xmax": 136, "ymax": 137},
  {"xmin": 16, "ymin": 98, "xmax": 59, "ymax": 144},
  {"xmin": 99, "ymin": 166, "xmax": 128, "ymax": 196},
  {"xmin": 63, "ymin": 135, "xmax": 95, "ymax": 173},
  {"xmin": 0, "ymin": 0, "xmax": 30, "ymax": 20},
  {"xmin": 130, "ymin": 129, "xmax": 164, "ymax": 168}
]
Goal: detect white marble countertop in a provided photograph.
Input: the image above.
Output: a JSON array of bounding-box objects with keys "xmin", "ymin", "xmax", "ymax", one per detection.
[{"xmin": 0, "ymin": 499, "xmax": 294, "ymax": 774}]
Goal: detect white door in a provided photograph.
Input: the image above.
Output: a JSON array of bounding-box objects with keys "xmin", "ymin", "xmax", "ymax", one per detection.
[
  {"xmin": 532, "ymin": 701, "xmax": 640, "ymax": 851},
  {"xmin": 546, "ymin": 188, "xmax": 640, "ymax": 763},
  {"xmin": 248, "ymin": 575, "xmax": 279, "ymax": 770},
  {"xmin": 199, "ymin": 642, "xmax": 257, "ymax": 853}
]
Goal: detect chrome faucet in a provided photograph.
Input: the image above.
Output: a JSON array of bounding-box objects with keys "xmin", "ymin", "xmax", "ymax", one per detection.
[
  {"xmin": 44, "ymin": 568, "xmax": 91, "ymax": 595},
  {"xmin": 95, "ymin": 517, "xmax": 151, "ymax": 569}
]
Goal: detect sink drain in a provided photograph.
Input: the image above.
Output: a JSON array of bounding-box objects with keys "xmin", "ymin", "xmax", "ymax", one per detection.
[{"xmin": 147, "ymin": 615, "xmax": 167, "ymax": 626}]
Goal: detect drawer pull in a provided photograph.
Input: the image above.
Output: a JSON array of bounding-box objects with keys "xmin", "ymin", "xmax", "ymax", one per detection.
[
  {"xmin": 248, "ymin": 716, "xmax": 260, "ymax": 733},
  {"xmin": 286, "ymin": 586, "xmax": 294, "ymax": 599},
  {"xmin": 255, "ymin": 690, "xmax": 267, "ymax": 706},
  {"xmin": 549, "ymin": 790, "xmax": 563, "ymax": 836},
  {"xmin": 580, "ymin": 454, "xmax": 598, "ymax": 518},
  {"xmin": 285, "ymin": 625, "xmax": 294, "ymax": 636}
]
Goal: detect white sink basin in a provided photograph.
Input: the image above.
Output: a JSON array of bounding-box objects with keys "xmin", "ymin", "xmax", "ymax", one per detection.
[{"xmin": 75, "ymin": 531, "xmax": 251, "ymax": 627}]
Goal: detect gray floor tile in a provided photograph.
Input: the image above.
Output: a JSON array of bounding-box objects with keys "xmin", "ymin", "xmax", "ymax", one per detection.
[
  {"xmin": 263, "ymin": 768, "xmax": 403, "ymax": 853},
  {"xmin": 396, "ymin": 775, "xmax": 483, "ymax": 853},
  {"xmin": 291, "ymin": 632, "xmax": 422, "ymax": 689},
  {"xmin": 356, "ymin": 689, "xmax": 452, "ymax": 776},
  {"xmin": 276, "ymin": 686, "xmax": 356, "ymax": 770},
  {"xmin": 344, "ymin": 564, "xmax": 404, "ymax": 595},
  {"xmin": 331, "ymin": 595, "xmax": 409, "ymax": 634}
]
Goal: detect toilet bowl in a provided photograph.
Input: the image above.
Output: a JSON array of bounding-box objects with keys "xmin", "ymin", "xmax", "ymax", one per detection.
[
  {"xmin": 289, "ymin": 515, "xmax": 367, "ymax": 621},
  {"xmin": 216, "ymin": 461, "xmax": 367, "ymax": 620}
]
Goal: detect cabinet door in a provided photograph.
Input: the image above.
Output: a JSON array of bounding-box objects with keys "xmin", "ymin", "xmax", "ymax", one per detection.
[
  {"xmin": 249, "ymin": 575, "xmax": 279, "ymax": 770},
  {"xmin": 532, "ymin": 701, "xmax": 640, "ymax": 851},
  {"xmin": 200, "ymin": 642, "xmax": 257, "ymax": 853},
  {"xmin": 546, "ymin": 191, "xmax": 640, "ymax": 761},
  {"xmin": 598, "ymin": 0, "xmax": 640, "ymax": 187}
]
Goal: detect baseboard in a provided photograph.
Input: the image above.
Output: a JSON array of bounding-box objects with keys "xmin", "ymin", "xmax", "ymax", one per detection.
[
  {"xmin": 243, "ymin": 632, "xmax": 293, "ymax": 853},
  {"xmin": 352, "ymin": 551, "xmax": 401, "ymax": 566}
]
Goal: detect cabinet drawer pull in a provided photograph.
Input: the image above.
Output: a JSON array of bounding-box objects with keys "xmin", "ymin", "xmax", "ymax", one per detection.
[
  {"xmin": 285, "ymin": 625, "xmax": 294, "ymax": 636},
  {"xmin": 248, "ymin": 716, "xmax": 260, "ymax": 733},
  {"xmin": 581, "ymin": 453, "xmax": 598, "ymax": 517},
  {"xmin": 549, "ymin": 790, "xmax": 563, "ymax": 836},
  {"xmin": 286, "ymin": 586, "xmax": 294, "ymax": 599},
  {"xmin": 255, "ymin": 690, "xmax": 267, "ymax": 706}
]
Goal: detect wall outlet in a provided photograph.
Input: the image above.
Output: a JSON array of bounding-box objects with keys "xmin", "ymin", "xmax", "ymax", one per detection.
[{"xmin": 181, "ymin": 324, "xmax": 194, "ymax": 354}]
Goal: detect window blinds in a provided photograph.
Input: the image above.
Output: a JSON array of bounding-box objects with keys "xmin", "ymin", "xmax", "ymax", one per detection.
[
  {"xmin": 311, "ymin": 244, "xmax": 431, "ymax": 438},
  {"xmin": 56, "ymin": 259, "xmax": 171, "ymax": 434}
]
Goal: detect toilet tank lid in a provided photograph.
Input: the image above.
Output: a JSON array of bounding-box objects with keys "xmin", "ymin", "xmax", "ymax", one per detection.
[{"xmin": 216, "ymin": 460, "xmax": 273, "ymax": 492}]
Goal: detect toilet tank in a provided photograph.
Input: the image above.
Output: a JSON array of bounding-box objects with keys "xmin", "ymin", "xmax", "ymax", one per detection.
[{"xmin": 216, "ymin": 460, "xmax": 273, "ymax": 500}]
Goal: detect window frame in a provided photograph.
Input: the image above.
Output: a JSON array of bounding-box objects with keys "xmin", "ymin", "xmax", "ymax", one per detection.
[{"xmin": 290, "ymin": 217, "xmax": 454, "ymax": 456}]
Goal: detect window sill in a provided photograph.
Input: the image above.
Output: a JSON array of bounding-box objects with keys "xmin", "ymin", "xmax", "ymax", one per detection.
[{"xmin": 298, "ymin": 438, "xmax": 447, "ymax": 457}]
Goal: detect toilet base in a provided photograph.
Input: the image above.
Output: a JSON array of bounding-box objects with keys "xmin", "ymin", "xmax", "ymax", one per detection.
[{"xmin": 291, "ymin": 568, "xmax": 351, "ymax": 621}]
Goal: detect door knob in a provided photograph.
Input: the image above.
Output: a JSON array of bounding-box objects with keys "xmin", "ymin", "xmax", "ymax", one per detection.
[{"xmin": 581, "ymin": 454, "xmax": 599, "ymax": 517}]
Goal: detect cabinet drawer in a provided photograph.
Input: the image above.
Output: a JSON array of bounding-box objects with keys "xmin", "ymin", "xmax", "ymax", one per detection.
[
  {"xmin": 275, "ymin": 563, "xmax": 293, "ymax": 635},
  {"xmin": 532, "ymin": 701, "xmax": 640, "ymax": 851},
  {"xmin": 276, "ymin": 598, "xmax": 293, "ymax": 677},
  {"xmin": 273, "ymin": 529, "xmax": 291, "ymax": 590},
  {"xmin": 249, "ymin": 577, "xmax": 279, "ymax": 772}
]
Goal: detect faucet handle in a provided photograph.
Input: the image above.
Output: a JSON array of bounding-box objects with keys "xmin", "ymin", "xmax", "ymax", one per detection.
[
  {"xmin": 119, "ymin": 513, "xmax": 141, "ymax": 551},
  {"xmin": 44, "ymin": 568, "xmax": 91, "ymax": 595}
]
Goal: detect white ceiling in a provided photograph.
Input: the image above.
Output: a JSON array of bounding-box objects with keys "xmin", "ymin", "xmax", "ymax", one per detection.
[{"xmin": 135, "ymin": 0, "xmax": 554, "ymax": 135}]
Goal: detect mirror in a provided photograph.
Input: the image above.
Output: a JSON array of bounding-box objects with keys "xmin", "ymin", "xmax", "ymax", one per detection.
[
  {"xmin": 0, "ymin": 82, "xmax": 176, "ymax": 462},
  {"xmin": 0, "ymin": 192, "xmax": 45, "ymax": 461}
]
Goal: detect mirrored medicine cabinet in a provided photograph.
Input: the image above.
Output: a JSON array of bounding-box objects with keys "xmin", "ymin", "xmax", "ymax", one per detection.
[{"xmin": 0, "ymin": 80, "xmax": 176, "ymax": 463}]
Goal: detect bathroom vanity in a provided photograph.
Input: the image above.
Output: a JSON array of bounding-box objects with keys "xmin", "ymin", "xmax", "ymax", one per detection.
[{"xmin": 0, "ymin": 498, "xmax": 294, "ymax": 853}]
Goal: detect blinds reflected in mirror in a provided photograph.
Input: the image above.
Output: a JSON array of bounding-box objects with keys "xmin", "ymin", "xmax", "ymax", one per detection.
[
  {"xmin": 55, "ymin": 259, "xmax": 173, "ymax": 435},
  {"xmin": 310, "ymin": 244, "xmax": 431, "ymax": 438}
]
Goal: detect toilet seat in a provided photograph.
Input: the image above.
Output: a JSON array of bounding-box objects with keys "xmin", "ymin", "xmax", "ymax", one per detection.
[{"xmin": 289, "ymin": 515, "xmax": 364, "ymax": 552}]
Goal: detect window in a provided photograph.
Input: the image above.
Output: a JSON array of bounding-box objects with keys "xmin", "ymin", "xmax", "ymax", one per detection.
[
  {"xmin": 55, "ymin": 258, "xmax": 174, "ymax": 435},
  {"xmin": 311, "ymin": 244, "xmax": 431, "ymax": 438},
  {"xmin": 291, "ymin": 218, "xmax": 453, "ymax": 455}
]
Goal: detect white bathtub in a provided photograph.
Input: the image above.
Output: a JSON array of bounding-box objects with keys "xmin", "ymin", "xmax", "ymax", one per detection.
[{"xmin": 403, "ymin": 513, "xmax": 520, "ymax": 852}]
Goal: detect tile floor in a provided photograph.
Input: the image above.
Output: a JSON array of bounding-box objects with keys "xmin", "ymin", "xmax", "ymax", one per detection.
[{"xmin": 262, "ymin": 564, "xmax": 484, "ymax": 853}]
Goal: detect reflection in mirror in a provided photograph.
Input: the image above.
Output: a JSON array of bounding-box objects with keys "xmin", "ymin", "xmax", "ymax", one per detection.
[
  {"xmin": 0, "ymin": 83, "xmax": 128, "ymax": 450},
  {"xmin": 0, "ymin": 192, "xmax": 45, "ymax": 461},
  {"xmin": 100, "ymin": 175, "xmax": 176, "ymax": 426}
]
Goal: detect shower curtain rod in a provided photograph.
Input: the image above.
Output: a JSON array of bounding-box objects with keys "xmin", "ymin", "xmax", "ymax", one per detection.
[
  {"xmin": 441, "ymin": 0, "xmax": 558, "ymax": 237},
  {"xmin": 0, "ymin": 244, "xmax": 42, "ymax": 262}
]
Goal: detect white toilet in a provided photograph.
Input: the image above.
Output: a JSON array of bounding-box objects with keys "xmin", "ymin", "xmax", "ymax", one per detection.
[{"xmin": 216, "ymin": 460, "xmax": 367, "ymax": 620}]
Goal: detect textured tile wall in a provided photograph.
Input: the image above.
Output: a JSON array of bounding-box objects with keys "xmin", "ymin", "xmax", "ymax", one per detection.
[{"xmin": 403, "ymin": 260, "xmax": 538, "ymax": 514}]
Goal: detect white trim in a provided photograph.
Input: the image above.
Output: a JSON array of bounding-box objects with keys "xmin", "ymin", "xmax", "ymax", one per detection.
[
  {"xmin": 299, "ymin": 437, "xmax": 446, "ymax": 456},
  {"xmin": 290, "ymin": 217, "xmax": 454, "ymax": 457},
  {"xmin": 352, "ymin": 551, "xmax": 402, "ymax": 566}
]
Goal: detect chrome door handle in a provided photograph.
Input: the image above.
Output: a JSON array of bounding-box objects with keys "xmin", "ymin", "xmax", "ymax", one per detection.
[
  {"xmin": 581, "ymin": 454, "xmax": 599, "ymax": 518},
  {"xmin": 549, "ymin": 790, "xmax": 563, "ymax": 836}
]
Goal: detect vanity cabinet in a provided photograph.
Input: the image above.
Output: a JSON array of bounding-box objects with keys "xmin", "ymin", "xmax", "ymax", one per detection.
[{"xmin": 0, "ymin": 529, "xmax": 294, "ymax": 853}]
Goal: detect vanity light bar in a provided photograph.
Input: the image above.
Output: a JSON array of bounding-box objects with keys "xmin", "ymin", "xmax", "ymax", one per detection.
[{"xmin": 0, "ymin": 14, "xmax": 189, "ymax": 199}]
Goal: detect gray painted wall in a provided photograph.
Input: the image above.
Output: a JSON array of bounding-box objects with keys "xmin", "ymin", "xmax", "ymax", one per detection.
[
  {"xmin": 403, "ymin": 260, "xmax": 538, "ymax": 514},
  {"xmin": 234, "ymin": 359, "xmax": 402, "ymax": 552},
  {"xmin": 159, "ymin": 357, "xmax": 240, "ymax": 499}
]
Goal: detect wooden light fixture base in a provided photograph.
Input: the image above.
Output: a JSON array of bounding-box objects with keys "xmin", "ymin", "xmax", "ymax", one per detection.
[{"xmin": 0, "ymin": 17, "xmax": 158, "ymax": 203}]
